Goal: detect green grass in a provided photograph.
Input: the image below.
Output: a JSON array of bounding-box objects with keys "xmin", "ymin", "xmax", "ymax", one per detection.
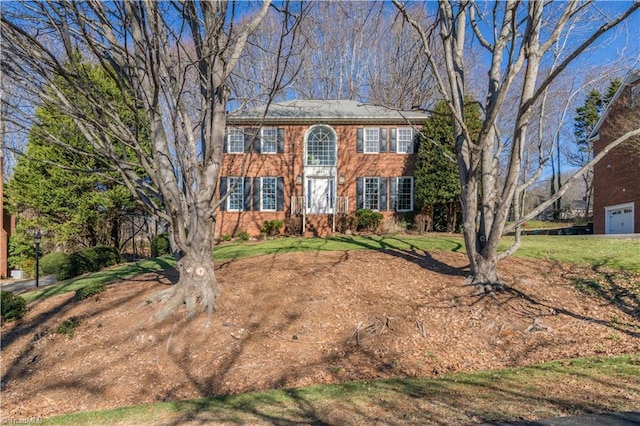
[
  {"xmin": 22, "ymin": 256, "xmax": 176, "ymax": 303},
  {"xmin": 498, "ymin": 235, "xmax": 640, "ymax": 271},
  {"xmin": 40, "ymin": 353, "xmax": 640, "ymax": 425},
  {"xmin": 512, "ymin": 220, "xmax": 575, "ymax": 229},
  {"xmin": 214, "ymin": 234, "xmax": 466, "ymax": 260},
  {"xmin": 22, "ymin": 234, "xmax": 639, "ymax": 303}
]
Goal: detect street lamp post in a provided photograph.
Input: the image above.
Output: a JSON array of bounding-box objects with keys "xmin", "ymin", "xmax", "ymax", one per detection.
[{"xmin": 34, "ymin": 231, "xmax": 42, "ymax": 288}]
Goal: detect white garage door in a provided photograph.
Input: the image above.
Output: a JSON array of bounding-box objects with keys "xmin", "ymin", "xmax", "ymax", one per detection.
[{"xmin": 606, "ymin": 203, "xmax": 634, "ymax": 234}]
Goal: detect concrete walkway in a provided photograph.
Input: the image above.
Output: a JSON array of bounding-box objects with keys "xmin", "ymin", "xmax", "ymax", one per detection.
[
  {"xmin": 481, "ymin": 411, "xmax": 640, "ymax": 425},
  {"xmin": 0, "ymin": 275, "xmax": 57, "ymax": 294}
]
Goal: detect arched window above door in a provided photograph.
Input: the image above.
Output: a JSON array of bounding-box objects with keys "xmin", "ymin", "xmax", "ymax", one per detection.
[{"xmin": 306, "ymin": 125, "xmax": 336, "ymax": 166}]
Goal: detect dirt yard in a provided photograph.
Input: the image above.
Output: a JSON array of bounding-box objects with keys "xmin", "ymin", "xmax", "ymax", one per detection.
[{"xmin": 1, "ymin": 248, "xmax": 639, "ymax": 419}]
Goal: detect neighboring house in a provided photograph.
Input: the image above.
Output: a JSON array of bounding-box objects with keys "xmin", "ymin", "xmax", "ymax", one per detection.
[
  {"xmin": 217, "ymin": 100, "xmax": 429, "ymax": 237},
  {"xmin": 590, "ymin": 70, "xmax": 640, "ymax": 234},
  {"xmin": 1, "ymin": 154, "xmax": 16, "ymax": 278}
]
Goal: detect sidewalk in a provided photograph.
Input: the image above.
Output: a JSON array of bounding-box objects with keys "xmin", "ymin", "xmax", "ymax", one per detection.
[
  {"xmin": 481, "ymin": 411, "xmax": 640, "ymax": 425},
  {"xmin": 0, "ymin": 275, "xmax": 57, "ymax": 294}
]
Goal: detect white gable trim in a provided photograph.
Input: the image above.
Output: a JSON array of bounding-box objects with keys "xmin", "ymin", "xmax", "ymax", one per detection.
[{"xmin": 588, "ymin": 70, "xmax": 640, "ymax": 142}]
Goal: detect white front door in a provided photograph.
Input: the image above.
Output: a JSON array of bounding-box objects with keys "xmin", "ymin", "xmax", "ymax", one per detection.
[
  {"xmin": 606, "ymin": 203, "xmax": 634, "ymax": 234},
  {"xmin": 306, "ymin": 178, "xmax": 334, "ymax": 214}
]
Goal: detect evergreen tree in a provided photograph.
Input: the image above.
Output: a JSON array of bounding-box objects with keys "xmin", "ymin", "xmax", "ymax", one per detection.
[
  {"xmin": 415, "ymin": 99, "xmax": 482, "ymax": 232},
  {"xmin": 7, "ymin": 64, "xmax": 142, "ymax": 272}
]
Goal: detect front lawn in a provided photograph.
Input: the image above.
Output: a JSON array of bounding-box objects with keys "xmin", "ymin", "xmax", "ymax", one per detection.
[
  {"xmin": 40, "ymin": 353, "xmax": 640, "ymax": 425},
  {"xmin": 22, "ymin": 233, "xmax": 639, "ymax": 304}
]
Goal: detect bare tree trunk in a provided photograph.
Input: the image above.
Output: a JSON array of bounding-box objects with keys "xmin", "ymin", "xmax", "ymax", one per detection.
[
  {"xmin": 393, "ymin": 0, "xmax": 639, "ymax": 293},
  {"xmin": 156, "ymin": 214, "xmax": 219, "ymax": 319},
  {"xmin": 1, "ymin": 1, "xmax": 287, "ymax": 319}
]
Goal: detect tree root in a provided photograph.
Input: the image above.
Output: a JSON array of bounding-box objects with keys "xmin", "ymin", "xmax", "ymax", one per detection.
[
  {"xmin": 151, "ymin": 282, "xmax": 220, "ymax": 322},
  {"xmin": 465, "ymin": 275, "xmax": 506, "ymax": 296}
]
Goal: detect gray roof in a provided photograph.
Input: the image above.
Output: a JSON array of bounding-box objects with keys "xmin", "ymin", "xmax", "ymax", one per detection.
[{"xmin": 228, "ymin": 99, "xmax": 429, "ymax": 125}]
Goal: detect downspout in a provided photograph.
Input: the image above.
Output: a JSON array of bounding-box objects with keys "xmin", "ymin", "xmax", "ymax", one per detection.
[
  {"xmin": 332, "ymin": 134, "xmax": 338, "ymax": 233},
  {"xmin": 331, "ymin": 167, "xmax": 336, "ymax": 233},
  {"xmin": 302, "ymin": 133, "xmax": 306, "ymax": 235}
]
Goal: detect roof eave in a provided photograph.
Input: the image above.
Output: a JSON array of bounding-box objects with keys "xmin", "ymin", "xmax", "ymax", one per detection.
[
  {"xmin": 227, "ymin": 117, "xmax": 429, "ymax": 126},
  {"xmin": 588, "ymin": 69, "xmax": 640, "ymax": 140}
]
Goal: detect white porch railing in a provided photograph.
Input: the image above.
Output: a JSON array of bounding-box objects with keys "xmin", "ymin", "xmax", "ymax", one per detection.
[
  {"xmin": 291, "ymin": 196, "xmax": 304, "ymax": 215},
  {"xmin": 291, "ymin": 196, "xmax": 349, "ymax": 215},
  {"xmin": 335, "ymin": 196, "xmax": 349, "ymax": 214}
]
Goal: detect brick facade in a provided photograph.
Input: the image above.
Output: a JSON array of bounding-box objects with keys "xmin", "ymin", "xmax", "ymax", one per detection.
[
  {"xmin": 216, "ymin": 101, "xmax": 428, "ymax": 237},
  {"xmin": 1, "ymin": 155, "xmax": 16, "ymax": 278},
  {"xmin": 592, "ymin": 73, "xmax": 640, "ymax": 234}
]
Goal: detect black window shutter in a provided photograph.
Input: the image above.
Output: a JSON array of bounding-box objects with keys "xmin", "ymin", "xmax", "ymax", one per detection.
[
  {"xmin": 243, "ymin": 128, "xmax": 252, "ymax": 153},
  {"xmin": 379, "ymin": 177, "xmax": 388, "ymax": 211},
  {"xmin": 379, "ymin": 128, "xmax": 387, "ymax": 152},
  {"xmin": 277, "ymin": 128, "xmax": 285, "ymax": 153},
  {"xmin": 412, "ymin": 129, "xmax": 418, "ymax": 154},
  {"xmin": 219, "ymin": 177, "xmax": 227, "ymax": 211},
  {"xmin": 356, "ymin": 177, "xmax": 363, "ymax": 209},
  {"xmin": 223, "ymin": 130, "xmax": 228, "ymax": 153},
  {"xmin": 253, "ymin": 177, "xmax": 261, "ymax": 211},
  {"xmin": 277, "ymin": 177, "xmax": 284, "ymax": 211},
  {"xmin": 390, "ymin": 128, "xmax": 397, "ymax": 153},
  {"xmin": 253, "ymin": 129, "xmax": 261, "ymax": 153},
  {"xmin": 243, "ymin": 177, "xmax": 251, "ymax": 211},
  {"xmin": 356, "ymin": 128, "xmax": 363, "ymax": 153},
  {"xmin": 389, "ymin": 177, "xmax": 398, "ymax": 211}
]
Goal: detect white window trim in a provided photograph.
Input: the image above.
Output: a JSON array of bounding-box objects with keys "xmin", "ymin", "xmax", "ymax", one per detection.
[
  {"xmin": 260, "ymin": 177, "xmax": 277, "ymax": 211},
  {"xmin": 395, "ymin": 176, "xmax": 414, "ymax": 212},
  {"xmin": 261, "ymin": 128, "xmax": 278, "ymax": 154},
  {"xmin": 396, "ymin": 127, "xmax": 414, "ymax": 154},
  {"xmin": 227, "ymin": 177, "xmax": 244, "ymax": 211},
  {"xmin": 227, "ymin": 129, "xmax": 244, "ymax": 154},
  {"xmin": 364, "ymin": 128, "xmax": 380, "ymax": 154},
  {"xmin": 364, "ymin": 176, "xmax": 380, "ymax": 210}
]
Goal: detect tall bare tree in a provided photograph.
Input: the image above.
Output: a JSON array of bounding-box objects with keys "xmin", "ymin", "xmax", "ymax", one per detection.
[
  {"xmin": 393, "ymin": 0, "xmax": 640, "ymax": 292},
  {"xmin": 1, "ymin": 1, "xmax": 298, "ymax": 318}
]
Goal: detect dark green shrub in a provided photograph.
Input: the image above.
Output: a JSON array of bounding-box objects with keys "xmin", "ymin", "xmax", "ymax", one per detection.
[
  {"xmin": 68, "ymin": 251, "xmax": 94, "ymax": 275},
  {"xmin": 1, "ymin": 291, "xmax": 27, "ymax": 322},
  {"xmin": 261, "ymin": 220, "xmax": 284, "ymax": 237},
  {"xmin": 75, "ymin": 282, "xmax": 106, "ymax": 301},
  {"xmin": 57, "ymin": 317, "xmax": 80, "ymax": 338},
  {"xmin": 220, "ymin": 233, "xmax": 232, "ymax": 242},
  {"xmin": 235, "ymin": 231, "xmax": 250, "ymax": 242},
  {"xmin": 40, "ymin": 251, "xmax": 75, "ymax": 281},
  {"xmin": 151, "ymin": 233, "xmax": 171, "ymax": 257},
  {"xmin": 355, "ymin": 209, "xmax": 383, "ymax": 232},
  {"xmin": 70, "ymin": 245, "xmax": 121, "ymax": 276},
  {"xmin": 92, "ymin": 245, "xmax": 121, "ymax": 268}
]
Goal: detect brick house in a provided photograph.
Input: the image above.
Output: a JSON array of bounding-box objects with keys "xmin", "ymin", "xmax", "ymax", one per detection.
[
  {"xmin": 590, "ymin": 70, "xmax": 640, "ymax": 234},
  {"xmin": 1, "ymin": 154, "xmax": 16, "ymax": 278},
  {"xmin": 217, "ymin": 100, "xmax": 429, "ymax": 237}
]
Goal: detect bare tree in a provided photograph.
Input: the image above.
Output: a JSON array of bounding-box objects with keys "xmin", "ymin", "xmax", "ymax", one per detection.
[
  {"xmin": 364, "ymin": 5, "xmax": 439, "ymax": 109},
  {"xmin": 1, "ymin": 1, "xmax": 298, "ymax": 319},
  {"xmin": 393, "ymin": 0, "xmax": 640, "ymax": 292}
]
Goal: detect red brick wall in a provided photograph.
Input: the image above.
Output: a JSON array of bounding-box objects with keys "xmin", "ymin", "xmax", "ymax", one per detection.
[
  {"xmin": 592, "ymin": 79, "xmax": 640, "ymax": 234},
  {"xmin": 217, "ymin": 123, "xmax": 418, "ymax": 237}
]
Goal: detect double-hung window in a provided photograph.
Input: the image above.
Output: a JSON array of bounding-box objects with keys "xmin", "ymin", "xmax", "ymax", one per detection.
[
  {"xmin": 364, "ymin": 128, "xmax": 380, "ymax": 153},
  {"xmin": 261, "ymin": 128, "xmax": 278, "ymax": 154},
  {"xmin": 394, "ymin": 177, "xmax": 413, "ymax": 212},
  {"xmin": 227, "ymin": 128, "xmax": 245, "ymax": 153},
  {"xmin": 227, "ymin": 177, "xmax": 244, "ymax": 211},
  {"xmin": 260, "ymin": 177, "xmax": 277, "ymax": 211},
  {"xmin": 396, "ymin": 128, "xmax": 414, "ymax": 153},
  {"xmin": 364, "ymin": 177, "xmax": 380, "ymax": 210}
]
